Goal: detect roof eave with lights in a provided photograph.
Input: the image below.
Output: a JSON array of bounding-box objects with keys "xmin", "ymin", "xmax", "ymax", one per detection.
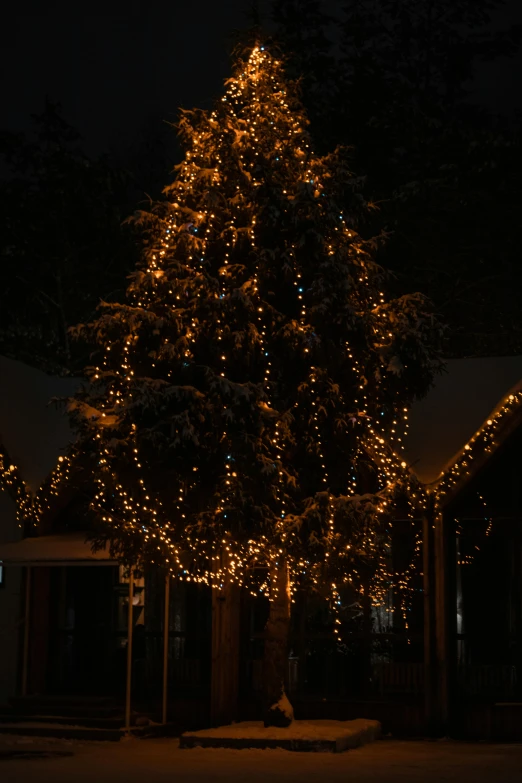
[{"xmin": 425, "ymin": 381, "xmax": 522, "ymax": 508}]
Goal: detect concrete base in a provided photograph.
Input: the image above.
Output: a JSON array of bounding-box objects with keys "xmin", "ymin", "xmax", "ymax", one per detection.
[{"xmin": 180, "ymin": 718, "xmax": 381, "ymax": 752}]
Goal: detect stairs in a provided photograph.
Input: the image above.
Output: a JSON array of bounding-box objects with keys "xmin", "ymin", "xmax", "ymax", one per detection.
[{"xmin": 0, "ymin": 695, "xmax": 152, "ymax": 741}]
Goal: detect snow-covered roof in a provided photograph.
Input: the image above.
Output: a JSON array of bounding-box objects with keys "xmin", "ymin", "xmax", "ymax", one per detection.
[
  {"xmin": 0, "ymin": 356, "xmax": 80, "ymax": 493},
  {"xmin": 2, "ymin": 354, "xmax": 522, "ymax": 502},
  {"xmin": 404, "ymin": 355, "xmax": 522, "ymax": 485},
  {"xmin": 0, "ymin": 532, "xmax": 115, "ymax": 565}
]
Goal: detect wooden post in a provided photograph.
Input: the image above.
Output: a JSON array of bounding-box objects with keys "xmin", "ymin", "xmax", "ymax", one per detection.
[
  {"xmin": 28, "ymin": 567, "xmax": 51, "ymax": 695},
  {"xmin": 124, "ymin": 568, "xmax": 134, "ymax": 733},
  {"xmin": 210, "ymin": 563, "xmax": 241, "ymax": 727},
  {"xmin": 434, "ymin": 510, "xmax": 457, "ymax": 736},
  {"xmin": 296, "ymin": 590, "xmax": 307, "ymax": 699},
  {"xmin": 434, "ymin": 510, "xmax": 447, "ymax": 733},
  {"xmin": 513, "ymin": 524, "xmax": 522, "ymax": 695},
  {"xmin": 162, "ymin": 573, "xmax": 170, "ymax": 725},
  {"xmin": 21, "ymin": 566, "xmax": 31, "ymax": 697},
  {"xmin": 447, "ymin": 515, "xmax": 457, "ymax": 735},
  {"xmin": 423, "ymin": 504, "xmax": 437, "ymax": 734},
  {"xmin": 361, "ymin": 578, "xmax": 373, "ymax": 699}
]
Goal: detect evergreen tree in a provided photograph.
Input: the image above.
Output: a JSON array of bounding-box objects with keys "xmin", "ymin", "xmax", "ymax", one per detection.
[{"xmin": 68, "ymin": 43, "xmax": 441, "ymax": 726}]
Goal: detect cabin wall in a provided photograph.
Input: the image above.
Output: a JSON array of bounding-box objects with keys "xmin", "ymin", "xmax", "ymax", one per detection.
[{"xmin": 441, "ymin": 427, "xmax": 522, "ymax": 737}]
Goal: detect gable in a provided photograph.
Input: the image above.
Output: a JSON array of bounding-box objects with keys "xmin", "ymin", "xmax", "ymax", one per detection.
[
  {"xmin": 0, "ymin": 356, "xmax": 80, "ymax": 493},
  {"xmin": 404, "ymin": 355, "xmax": 522, "ymax": 485}
]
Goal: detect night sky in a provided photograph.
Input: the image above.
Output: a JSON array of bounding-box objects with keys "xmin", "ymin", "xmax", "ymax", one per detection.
[
  {"xmin": 2, "ymin": 0, "xmax": 522, "ymax": 158},
  {"xmin": 2, "ymin": 0, "xmax": 270, "ymax": 154}
]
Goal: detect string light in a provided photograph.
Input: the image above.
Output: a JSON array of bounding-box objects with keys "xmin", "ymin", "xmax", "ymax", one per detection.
[{"xmin": 434, "ymin": 389, "xmax": 522, "ymax": 505}]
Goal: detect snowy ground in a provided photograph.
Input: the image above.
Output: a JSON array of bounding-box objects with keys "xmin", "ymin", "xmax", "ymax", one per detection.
[{"xmin": 0, "ymin": 734, "xmax": 521, "ymax": 783}]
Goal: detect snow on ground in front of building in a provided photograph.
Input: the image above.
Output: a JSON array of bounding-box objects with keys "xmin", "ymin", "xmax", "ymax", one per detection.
[{"xmin": 1, "ymin": 736, "xmax": 522, "ymax": 783}]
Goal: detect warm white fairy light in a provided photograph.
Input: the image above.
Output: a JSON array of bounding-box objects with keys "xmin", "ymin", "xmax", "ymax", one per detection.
[
  {"xmin": 0, "ymin": 446, "xmax": 71, "ymax": 531},
  {"xmin": 434, "ymin": 389, "xmax": 522, "ymax": 505}
]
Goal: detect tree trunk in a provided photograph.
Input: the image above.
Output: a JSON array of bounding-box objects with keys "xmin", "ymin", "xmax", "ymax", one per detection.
[
  {"xmin": 211, "ymin": 562, "xmax": 241, "ymax": 726},
  {"xmin": 263, "ymin": 557, "xmax": 294, "ymax": 727}
]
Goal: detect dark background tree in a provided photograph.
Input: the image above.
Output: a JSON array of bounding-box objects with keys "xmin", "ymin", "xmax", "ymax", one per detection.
[
  {"xmin": 0, "ymin": 101, "xmax": 169, "ymax": 375},
  {"xmin": 272, "ymin": 0, "xmax": 522, "ymax": 357}
]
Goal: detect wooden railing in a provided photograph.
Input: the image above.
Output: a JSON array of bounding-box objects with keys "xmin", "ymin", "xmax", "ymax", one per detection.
[
  {"xmin": 146, "ymin": 654, "xmax": 519, "ymax": 700},
  {"xmin": 169, "ymin": 658, "xmax": 202, "ymax": 686},
  {"xmin": 372, "ymin": 662, "xmax": 425, "ymax": 695},
  {"xmin": 249, "ymin": 661, "xmax": 518, "ymax": 700},
  {"xmin": 457, "ymin": 665, "xmax": 517, "ymax": 699},
  {"xmin": 250, "ymin": 659, "xmax": 425, "ymax": 696}
]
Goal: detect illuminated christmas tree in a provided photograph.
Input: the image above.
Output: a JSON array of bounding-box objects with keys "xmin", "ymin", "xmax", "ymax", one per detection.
[{"xmin": 68, "ymin": 43, "xmax": 441, "ymax": 726}]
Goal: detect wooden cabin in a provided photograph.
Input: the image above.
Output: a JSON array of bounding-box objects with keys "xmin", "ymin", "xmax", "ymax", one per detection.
[
  {"xmin": 1, "ymin": 354, "xmax": 521, "ymax": 738},
  {"xmin": 406, "ymin": 354, "xmax": 522, "ymax": 740}
]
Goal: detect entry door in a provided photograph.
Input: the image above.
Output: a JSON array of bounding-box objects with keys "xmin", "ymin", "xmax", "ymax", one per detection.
[{"xmin": 48, "ymin": 566, "xmax": 119, "ymax": 695}]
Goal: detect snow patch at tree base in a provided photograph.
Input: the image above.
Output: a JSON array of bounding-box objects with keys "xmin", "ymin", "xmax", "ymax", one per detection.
[
  {"xmin": 180, "ymin": 718, "xmax": 381, "ymax": 753},
  {"xmin": 264, "ymin": 691, "xmax": 294, "ymax": 728}
]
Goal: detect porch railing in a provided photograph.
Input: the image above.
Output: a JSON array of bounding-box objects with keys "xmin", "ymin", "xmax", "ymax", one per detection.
[
  {"xmin": 457, "ymin": 665, "xmax": 517, "ymax": 699},
  {"xmin": 248, "ymin": 660, "xmax": 518, "ymax": 700}
]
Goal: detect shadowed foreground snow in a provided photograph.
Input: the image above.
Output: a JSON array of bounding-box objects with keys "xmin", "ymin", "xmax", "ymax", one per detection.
[{"xmin": 0, "ymin": 735, "xmax": 521, "ymax": 783}]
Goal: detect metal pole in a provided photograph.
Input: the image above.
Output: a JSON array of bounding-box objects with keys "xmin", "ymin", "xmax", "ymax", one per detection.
[
  {"xmin": 162, "ymin": 573, "xmax": 170, "ymax": 725},
  {"xmin": 21, "ymin": 566, "xmax": 31, "ymax": 696},
  {"xmin": 125, "ymin": 568, "xmax": 134, "ymax": 733}
]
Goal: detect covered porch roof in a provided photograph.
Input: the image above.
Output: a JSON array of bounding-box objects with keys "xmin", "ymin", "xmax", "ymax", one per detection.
[{"xmin": 0, "ymin": 532, "xmax": 117, "ymax": 566}]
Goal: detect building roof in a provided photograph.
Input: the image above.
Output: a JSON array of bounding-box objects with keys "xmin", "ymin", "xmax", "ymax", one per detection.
[
  {"xmin": 404, "ymin": 355, "xmax": 522, "ymax": 486},
  {"xmin": 2, "ymin": 354, "xmax": 522, "ymax": 509},
  {"xmin": 0, "ymin": 531, "xmax": 115, "ymax": 565},
  {"xmin": 0, "ymin": 356, "xmax": 79, "ymax": 493}
]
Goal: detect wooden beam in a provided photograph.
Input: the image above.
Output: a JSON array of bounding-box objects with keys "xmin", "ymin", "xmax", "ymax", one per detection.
[
  {"xmin": 434, "ymin": 511, "xmax": 447, "ymax": 732},
  {"xmin": 423, "ymin": 504, "xmax": 437, "ymax": 734},
  {"xmin": 434, "ymin": 511, "xmax": 457, "ymax": 736},
  {"xmin": 21, "ymin": 566, "xmax": 31, "ymax": 696},
  {"xmin": 211, "ymin": 568, "xmax": 240, "ymax": 727},
  {"xmin": 162, "ymin": 574, "xmax": 170, "ymax": 725},
  {"xmin": 28, "ymin": 567, "xmax": 51, "ymax": 695},
  {"xmin": 124, "ymin": 568, "xmax": 134, "ymax": 733}
]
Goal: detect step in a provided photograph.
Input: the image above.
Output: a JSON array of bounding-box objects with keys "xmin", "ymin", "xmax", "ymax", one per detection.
[
  {"xmin": 0, "ymin": 749, "xmax": 75, "ymax": 760},
  {"xmin": 0, "ymin": 721, "xmax": 179, "ymax": 742},
  {"xmin": 10, "ymin": 695, "xmax": 116, "ymax": 707},
  {"xmin": 0, "ymin": 722, "xmax": 125, "ymax": 742},
  {"xmin": 0, "ymin": 713, "xmax": 123, "ymax": 729},
  {"xmin": 8, "ymin": 700, "xmax": 122, "ymax": 718}
]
